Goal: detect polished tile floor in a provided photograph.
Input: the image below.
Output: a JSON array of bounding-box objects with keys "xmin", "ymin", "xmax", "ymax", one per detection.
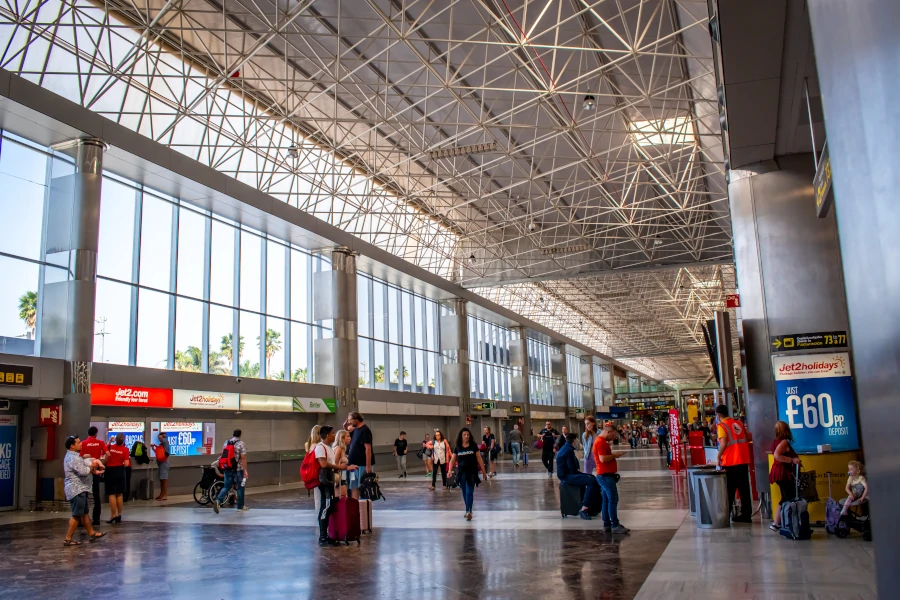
[{"xmin": 0, "ymin": 448, "xmax": 878, "ymax": 599}]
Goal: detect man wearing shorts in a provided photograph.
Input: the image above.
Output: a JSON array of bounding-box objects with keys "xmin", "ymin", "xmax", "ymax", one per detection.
[
  {"xmin": 63, "ymin": 436, "xmax": 106, "ymax": 546},
  {"xmin": 153, "ymin": 432, "xmax": 171, "ymax": 500},
  {"xmin": 346, "ymin": 412, "xmax": 374, "ymax": 498}
]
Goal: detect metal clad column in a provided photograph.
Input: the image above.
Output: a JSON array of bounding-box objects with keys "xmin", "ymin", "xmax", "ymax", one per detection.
[
  {"xmin": 313, "ymin": 247, "xmax": 357, "ymax": 416},
  {"xmin": 439, "ymin": 299, "xmax": 469, "ymax": 438},
  {"xmin": 807, "ymin": 2, "xmax": 900, "ymax": 592},
  {"xmin": 551, "ymin": 343, "xmax": 569, "ymax": 429},
  {"xmin": 40, "ymin": 139, "xmax": 106, "ymax": 466},
  {"xmin": 728, "ymin": 154, "xmax": 852, "ymax": 496},
  {"xmin": 580, "ymin": 355, "xmax": 596, "ymax": 418},
  {"xmin": 509, "ymin": 326, "xmax": 532, "ymax": 444}
]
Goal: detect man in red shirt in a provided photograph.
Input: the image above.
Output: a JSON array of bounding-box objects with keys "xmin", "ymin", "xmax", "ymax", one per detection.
[
  {"xmin": 104, "ymin": 433, "xmax": 130, "ymax": 524},
  {"xmin": 593, "ymin": 424, "xmax": 630, "ymax": 534},
  {"xmin": 80, "ymin": 426, "xmax": 107, "ymax": 525}
]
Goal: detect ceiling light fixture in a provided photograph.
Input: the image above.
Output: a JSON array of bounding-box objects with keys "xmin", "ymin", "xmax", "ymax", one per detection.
[
  {"xmin": 653, "ymin": 235, "xmax": 663, "ymax": 247},
  {"xmin": 287, "ymin": 145, "xmax": 299, "ymax": 159},
  {"xmin": 528, "ymin": 219, "xmax": 537, "ymax": 232},
  {"xmin": 428, "ymin": 142, "xmax": 497, "ymax": 160},
  {"xmin": 583, "ymin": 95, "xmax": 596, "ymax": 111},
  {"xmin": 469, "ymin": 254, "xmax": 476, "ymax": 265}
]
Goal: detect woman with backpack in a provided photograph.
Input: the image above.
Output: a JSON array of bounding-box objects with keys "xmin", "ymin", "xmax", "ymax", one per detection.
[
  {"xmin": 446, "ymin": 427, "xmax": 488, "ymax": 521},
  {"xmin": 769, "ymin": 420, "xmax": 801, "ymax": 532}
]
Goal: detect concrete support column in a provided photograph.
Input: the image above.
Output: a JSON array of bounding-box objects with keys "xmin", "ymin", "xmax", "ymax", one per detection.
[
  {"xmin": 313, "ymin": 247, "xmax": 358, "ymax": 417},
  {"xmin": 579, "ymin": 355, "xmax": 596, "ymax": 418},
  {"xmin": 729, "ymin": 154, "xmax": 853, "ymax": 497},
  {"xmin": 439, "ymin": 299, "xmax": 469, "ymax": 438},
  {"xmin": 550, "ymin": 343, "xmax": 569, "ymax": 430},
  {"xmin": 39, "ymin": 138, "xmax": 106, "ymax": 467},
  {"xmin": 508, "ymin": 326, "xmax": 532, "ymax": 443},
  {"xmin": 807, "ymin": 3, "xmax": 900, "ymax": 591}
]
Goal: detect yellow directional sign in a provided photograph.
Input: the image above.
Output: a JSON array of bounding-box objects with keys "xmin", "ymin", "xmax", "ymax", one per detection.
[{"xmin": 771, "ymin": 331, "xmax": 846, "ymax": 352}]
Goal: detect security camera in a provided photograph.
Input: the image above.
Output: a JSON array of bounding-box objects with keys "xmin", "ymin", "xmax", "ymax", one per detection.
[
  {"xmin": 528, "ymin": 219, "xmax": 537, "ymax": 232},
  {"xmin": 235, "ymin": 377, "xmax": 243, "ymax": 384}
]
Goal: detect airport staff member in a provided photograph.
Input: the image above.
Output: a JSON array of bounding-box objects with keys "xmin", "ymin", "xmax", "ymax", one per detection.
[{"xmin": 715, "ymin": 404, "xmax": 752, "ymax": 523}]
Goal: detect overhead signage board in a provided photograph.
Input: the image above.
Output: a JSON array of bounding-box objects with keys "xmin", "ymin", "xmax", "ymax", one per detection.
[
  {"xmin": 771, "ymin": 331, "xmax": 847, "ymax": 351},
  {"xmin": 772, "ymin": 353, "xmax": 859, "ymax": 453},
  {"xmin": 240, "ymin": 394, "xmax": 293, "ymax": 412},
  {"xmin": 173, "ymin": 389, "xmax": 239, "ymax": 410},
  {"xmin": 0, "ymin": 363, "xmax": 33, "ymax": 387},
  {"xmin": 473, "ymin": 402, "xmax": 496, "ymax": 411},
  {"xmin": 91, "ymin": 384, "xmax": 173, "ymax": 408},
  {"xmin": 814, "ymin": 143, "xmax": 834, "ymax": 218},
  {"xmin": 291, "ymin": 397, "xmax": 337, "ymax": 413},
  {"xmin": 106, "ymin": 421, "xmax": 145, "ymax": 447},
  {"xmin": 510, "ymin": 405, "xmax": 523, "ymax": 414}
]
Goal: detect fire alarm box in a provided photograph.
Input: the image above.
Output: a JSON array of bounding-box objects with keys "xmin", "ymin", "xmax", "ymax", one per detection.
[{"xmin": 30, "ymin": 426, "xmax": 56, "ymax": 461}]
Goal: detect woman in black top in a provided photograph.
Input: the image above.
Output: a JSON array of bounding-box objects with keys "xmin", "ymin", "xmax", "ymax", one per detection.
[{"xmin": 447, "ymin": 427, "xmax": 488, "ymax": 521}]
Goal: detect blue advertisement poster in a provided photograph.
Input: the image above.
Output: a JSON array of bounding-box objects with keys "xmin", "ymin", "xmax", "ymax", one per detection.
[
  {"xmin": 772, "ymin": 353, "xmax": 860, "ymax": 453},
  {"xmin": 153, "ymin": 422, "xmax": 210, "ymax": 456},
  {"xmin": 0, "ymin": 415, "xmax": 17, "ymax": 509},
  {"xmin": 107, "ymin": 421, "xmax": 145, "ymax": 449}
]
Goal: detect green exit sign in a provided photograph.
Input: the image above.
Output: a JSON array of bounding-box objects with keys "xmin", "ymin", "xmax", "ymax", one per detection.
[{"xmin": 474, "ymin": 402, "xmax": 497, "ymax": 410}]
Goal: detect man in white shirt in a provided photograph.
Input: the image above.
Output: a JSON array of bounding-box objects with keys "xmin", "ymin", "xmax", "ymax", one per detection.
[{"xmin": 316, "ymin": 425, "xmax": 357, "ymax": 546}]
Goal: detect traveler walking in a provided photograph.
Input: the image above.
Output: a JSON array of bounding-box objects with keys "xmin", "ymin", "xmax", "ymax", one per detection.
[
  {"xmin": 538, "ymin": 421, "xmax": 559, "ymax": 478},
  {"xmin": 482, "ymin": 426, "xmax": 497, "ymax": 477},
  {"xmin": 104, "ymin": 433, "xmax": 130, "ymax": 524},
  {"xmin": 769, "ymin": 420, "xmax": 800, "ymax": 531},
  {"xmin": 593, "ymin": 424, "xmax": 629, "ymax": 534},
  {"xmin": 346, "ymin": 412, "xmax": 374, "ymax": 499},
  {"xmin": 657, "ymin": 421, "xmax": 670, "ymax": 460},
  {"xmin": 213, "ymin": 429, "xmax": 248, "ymax": 514},
  {"xmin": 508, "ymin": 424, "xmax": 524, "ymax": 467},
  {"xmin": 582, "ymin": 416, "xmax": 598, "ymax": 475},
  {"xmin": 429, "ymin": 429, "xmax": 452, "ymax": 490},
  {"xmin": 447, "ymin": 427, "xmax": 488, "ymax": 520},
  {"xmin": 554, "ymin": 425, "xmax": 570, "ymax": 452},
  {"xmin": 333, "ymin": 429, "xmax": 351, "ymax": 497},
  {"xmin": 393, "ymin": 431, "xmax": 408, "ymax": 478},
  {"xmin": 80, "ymin": 426, "xmax": 107, "ymax": 525},
  {"xmin": 63, "ymin": 436, "xmax": 106, "ymax": 545},
  {"xmin": 314, "ymin": 425, "xmax": 357, "ymax": 546},
  {"xmin": 557, "ymin": 433, "xmax": 602, "ymax": 520},
  {"xmin": 715, "ymin": 405, "xmax": 753, "ymax": 523},
  {"xmin": 151, "ymin": 432, "xmax": 170, "ymax": 501},
  {"xmin": 422, "ymin": 433, "xmax": 434, "ymax": 476}
]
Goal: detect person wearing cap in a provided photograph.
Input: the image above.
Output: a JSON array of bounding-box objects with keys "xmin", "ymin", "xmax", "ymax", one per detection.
[{"xmin": 63, "ymin": 436, "xmax": 106, "ymax": 546}]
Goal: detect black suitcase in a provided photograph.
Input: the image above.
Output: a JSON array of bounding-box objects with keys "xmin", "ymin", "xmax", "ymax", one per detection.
[
  {"xmin": 559, "ymin": 482, "xmax": 584, "ymax": 517},
  {"xmin": 134, "ymin": 478, "xmax": 154, "ymax": 501}
]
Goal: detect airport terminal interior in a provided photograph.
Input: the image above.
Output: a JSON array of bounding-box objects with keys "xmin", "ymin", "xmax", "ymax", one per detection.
[{"xmin": 0, "ymin": 0, "xmax": 895, "ymax": 598}]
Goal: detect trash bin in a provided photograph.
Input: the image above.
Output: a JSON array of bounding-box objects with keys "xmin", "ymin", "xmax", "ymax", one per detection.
[
  {"xmin": 695, "ymin": 470, "xmax": 729, "ymax": 529},
  {"xmin": 687, "ymin": 465, "xmax": 717, "ymax": 516}
]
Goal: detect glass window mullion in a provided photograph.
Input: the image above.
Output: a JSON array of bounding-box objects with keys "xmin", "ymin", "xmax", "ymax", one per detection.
[
  {"xmin": 201, "ymin": 215, "xmax": 211, "ymax": 373},
  {"xmin": 128, "ymin": 187, "xmax": 142, "ymax": 366},
  {"xmin": 166, "ymin": 205, "xmax": 179, "ymax": 370}
]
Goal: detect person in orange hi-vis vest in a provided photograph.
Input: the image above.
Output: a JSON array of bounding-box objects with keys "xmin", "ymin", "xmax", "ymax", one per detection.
[{"xmin": 715, "ymin": 404, "xmax": 753, "ymax": 523}]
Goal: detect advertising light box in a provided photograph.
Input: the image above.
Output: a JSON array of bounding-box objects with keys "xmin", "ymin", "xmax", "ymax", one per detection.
[
  {"xmin": 151, "ymin": 422, "xmax": 215, "ymax": 456},
  {"xmin": 240, "ymin": 395, "xmax": 336, "ymax": 413},
  {"xmin": 773, "ymin": 352, "xmax": 860, "ymax": 453},
  {"xmin": 173, "ymin": 389, "xmax": 239, "ymax": 410},
  {"xmin": 106, "ymin": 421, "xmax": 145, "ymax": 447},
  {"xmin": 91, "ymin": 384, "xmax": 173, "ymax": 408}
]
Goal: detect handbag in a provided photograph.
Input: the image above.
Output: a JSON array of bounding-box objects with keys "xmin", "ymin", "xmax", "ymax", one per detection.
[{"xmin": 415, "ymin": 449, "xmax": 424, "ymax": 460}]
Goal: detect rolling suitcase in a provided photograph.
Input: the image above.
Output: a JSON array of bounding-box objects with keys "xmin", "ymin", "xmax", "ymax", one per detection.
[
  {"xmin": 825, "ymin": 473, "xmax": 841, "ymax": 534},
  {"xmin": 559, "ymin": 482, "xmax": 584, "ymax": 518},
  {"xmin": 135, "ymin": 478, "xmax": 154, "ymax": 501},
  {"xmin": 328, "ymin": 497, "xmax": 361, "ymax": 545},
  {"xmin": 779, "ymin": 465, "xmax": 812, "ymax": 540},
  {"xmin": 359, "ymin": 498, "xmax": 373, "ymax": 533}
]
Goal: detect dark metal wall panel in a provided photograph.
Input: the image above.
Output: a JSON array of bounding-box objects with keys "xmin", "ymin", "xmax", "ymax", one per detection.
[{"xmin": 808, "ymin": 1, "xmax": 900, "ymax": 594}]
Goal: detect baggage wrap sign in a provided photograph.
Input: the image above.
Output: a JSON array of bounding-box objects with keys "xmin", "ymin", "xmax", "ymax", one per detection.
[
  {"xmin": 772, "ymin": 353, "xmax": 859, "ymax": 453},
  {"xmin": 106, "ymin": 421, "xmax": 145, "ymax": 447},
  {"xmin": 157, "ymin": 422, "xmax": 206, "ymax": 456},
  {"xmin": 0, "ymin": 415, "xmax": 17, "ymax": 509}
]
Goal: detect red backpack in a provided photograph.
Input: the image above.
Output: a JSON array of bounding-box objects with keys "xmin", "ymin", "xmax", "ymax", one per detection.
[
  {"xmin": 300, "ymin": 444, "xmax": 322, "ymax": 489},
  {"xmin": 218, "ymin": 440, "xmax": 238, "ymax": 471},
  {"xmin": 154, "ymin": 445, "xmax": 168, "ymax": 463}
]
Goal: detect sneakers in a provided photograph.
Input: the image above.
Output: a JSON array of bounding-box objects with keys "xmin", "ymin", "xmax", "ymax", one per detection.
[
  {"xmin": 465, "ymin": 512, "xmax": 473, "ymax": 521},
  {"xmin": 602, "ymin": 525, "xmax": 612, "ymax": 532},
  {"xmin": 547, "ymin": 471, "xmax": 553, "ymax": 478},
  {"xmin": 769, "ymin": 523, "xmax": 779, "ymax": 532},
  {"xmin": 318, "ymin": 537, "xmax": 339, "ymax": 547},
  {"xmin": 238, "ymin": 506, "xmax": 250, "ymax": 512},
  {"xmin": 579, "ymin": 510, "xmax": 592, "ymax": 521},
  {"xmin": 610, "ymin": 525, "xmax": 630, "ymax": 534},
  {"xmin": 212, "ymin": 499, "xmax": 220, "ymax": 514},
  {"xmin": 398, "ymin": 474, "xmax": 404, "ymax": 479}
]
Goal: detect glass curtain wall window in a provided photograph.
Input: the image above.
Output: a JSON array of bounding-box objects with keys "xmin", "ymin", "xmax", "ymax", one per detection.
[
  {"xmin": 467, "ymin": 316, "xmax": 515, "ymax": 402},
  {"xmin": 593, "ymin": 363, "xmax": 607, "ymax": 408},
  {"xmin": 91, "ymin": 163, "xmax": 330, "ymax": 380},
  {"xmin": 566, "ymin": 353, "xmax": 585, "ymax": 408},
  {"xmin": 0, "ymin": 132, "xmax": 71, "ymax": 357},
  {"xmin": 357, "ymin": 274, "xmax": 442, "ymax": 394},
  {"xmin": 527, "ymin": 337, "xmax": 558, "ymax": 406}
]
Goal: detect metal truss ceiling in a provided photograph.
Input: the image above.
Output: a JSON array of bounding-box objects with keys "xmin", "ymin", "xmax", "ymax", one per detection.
[{"xmin": 0, "ymin": 0, "xmax": 734, "ymax": 384}]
